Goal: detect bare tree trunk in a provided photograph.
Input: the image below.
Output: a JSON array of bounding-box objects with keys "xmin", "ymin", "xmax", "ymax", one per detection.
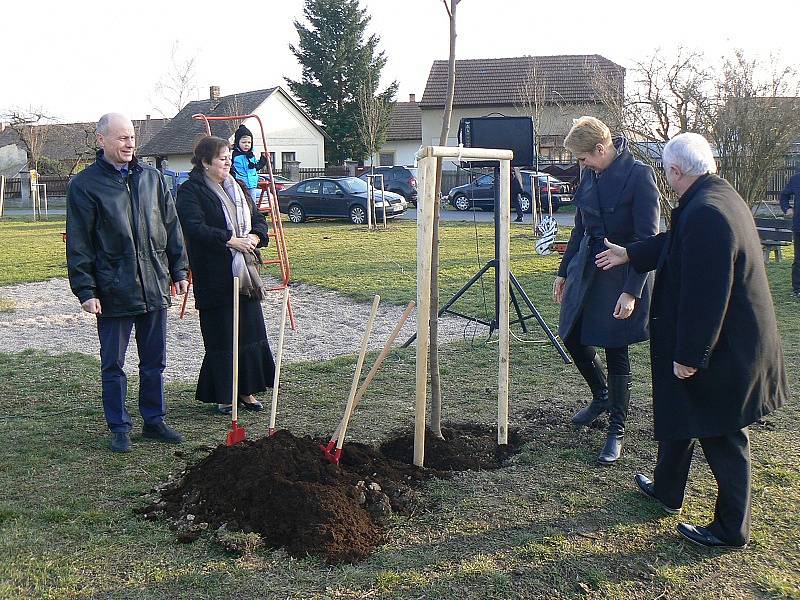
[{"xmin": 429, "ymin": 0, "xmax": 459, "ymax": 439}]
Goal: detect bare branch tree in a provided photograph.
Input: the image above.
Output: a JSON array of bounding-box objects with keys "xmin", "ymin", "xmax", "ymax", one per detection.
[
  {"xmin": 356, "ymin": 75, "xmax": 393, "ymax": 169},
  {"xmin": 150, "ymin": 41, "xmax": 199, "ymax": 118},
  {"xmin": 0, "ymin": 106, "xmax": 56, "ymax": 171},
  {"xmin": 706, "ymin": 51, "xmax": 800, "ymax": 205}
]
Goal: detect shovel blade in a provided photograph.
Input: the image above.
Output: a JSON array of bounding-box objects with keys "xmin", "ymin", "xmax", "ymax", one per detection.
[{"xmin": 226, "ymin": 421, "xmax": 247, "ymax": 446}]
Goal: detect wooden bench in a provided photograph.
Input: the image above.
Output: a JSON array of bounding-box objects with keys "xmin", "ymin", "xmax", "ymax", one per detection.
[{"xmin": 755, "ymin": 217, "xmax": 793, "ymax": 263}]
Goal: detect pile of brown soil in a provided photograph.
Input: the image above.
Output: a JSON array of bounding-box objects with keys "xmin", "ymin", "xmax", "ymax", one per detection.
[
  {"xmin": 138, "ymin": 424, "xmax": 521, "ymax": 563},
  {"xmin": 138, "ymin": 430, "xmax": 432, "ymax": 563},
  {"xmin": 380, "ymin": 423, "xmax": 522, "ymax": 471}
]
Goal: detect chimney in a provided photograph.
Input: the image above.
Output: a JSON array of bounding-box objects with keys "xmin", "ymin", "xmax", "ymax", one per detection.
[
  {"xmin": 145, "ymin": 114, "xmax": 151, "ymax": 121},
  {"xmin": 409, "ymin": 93, "xmax": 416, "ymax": 103},
  {"xmin": 210, "ymin": 85, "xmax": 221, "ymax": 104}
]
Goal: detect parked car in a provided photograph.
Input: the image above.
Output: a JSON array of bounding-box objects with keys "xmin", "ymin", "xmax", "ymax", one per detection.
[
  {"xmin": 358, "ymin": 166, "xmax": 418, "ymax": 205},
  {"xmin": 446, "ymin": 171, "xmax": 571, "ymax": 213},
  {"xmin": 277, "ymin": 176, "xmax": 407, "ymax": 224},
  {"xmin": 258, "ymin": 173, "xmax": 295, "ymax": 192}
]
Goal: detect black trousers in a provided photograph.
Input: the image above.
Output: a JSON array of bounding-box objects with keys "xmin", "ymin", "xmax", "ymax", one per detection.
[
  {"xmin": 653, "ymin": 428, "xmax": 751, "ymax": 546},
  {"xmin": 792, "ymin": 232, "xmax": 799, "ymax": 292},
  {"xmin": 562, "ymin": 314, "xmax": 631, "ymax": 376}
]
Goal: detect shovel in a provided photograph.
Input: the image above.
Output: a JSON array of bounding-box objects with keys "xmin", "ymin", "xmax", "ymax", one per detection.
[
  {"xmin": 320, "ymin": 295, "xmax": 380, "ymax": 464},
  {"xmin": 268, "ymin": 286, "xmax": 291, "ymax": 436},
  {"xmin": 226, "ymin": 276, "xmax": 246, "ymax": 446},
  {"xmin": 329, "ymin": 301, "xmax": 415, "ymax": 445}
]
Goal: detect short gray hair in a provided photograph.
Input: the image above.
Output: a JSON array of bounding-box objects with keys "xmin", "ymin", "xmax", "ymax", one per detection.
[
  {"xmin": 96, "ymin": 113, "xmax": 129, "ymax": 135},
  {"xmin": 662, "ymin": 133, "xmax": 717, "ymax": 177}
]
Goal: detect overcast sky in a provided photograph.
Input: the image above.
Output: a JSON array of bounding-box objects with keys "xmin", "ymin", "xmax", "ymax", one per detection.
[{"xmin": 2, "ymin": 0, "xmax": 798, "ymax": 123}]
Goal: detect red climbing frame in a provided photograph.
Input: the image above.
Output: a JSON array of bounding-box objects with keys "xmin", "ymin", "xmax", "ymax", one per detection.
[{"xmin": 179, "ymin": 112, "xmax": 295, "ymax": 329}]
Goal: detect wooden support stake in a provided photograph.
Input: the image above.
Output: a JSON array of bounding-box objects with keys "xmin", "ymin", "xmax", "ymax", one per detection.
[
  {"xmin": 414, "ymin": 156, "xmax": 437, "ymax": 467},
  {"xmin": 498, "ymin": 158, "xmax": 511, "ymax": 445}
]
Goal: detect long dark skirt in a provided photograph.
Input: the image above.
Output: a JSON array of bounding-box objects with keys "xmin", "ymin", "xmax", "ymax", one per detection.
[{"xmin": 195, "ymin": 296, "xmax": 276, "ymax": 404}]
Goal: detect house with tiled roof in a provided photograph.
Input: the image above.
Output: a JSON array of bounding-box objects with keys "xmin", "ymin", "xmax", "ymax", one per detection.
[
  {"xmin": 0, "ymin": 116, "xmax": 166, "ymax": 175},
  {"xmin": 419, "ymin": 54, "xmax": 625, "ymax": 167},
  {"xmin": 139, "ymin": 86, "xmax": 327, "ymax": 173},
  {"xmin": 370, "ymin": 94, "xmax": 422, "ymax": 166}
]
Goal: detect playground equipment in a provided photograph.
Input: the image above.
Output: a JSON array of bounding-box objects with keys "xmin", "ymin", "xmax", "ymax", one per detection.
[{"xmin": 180, "ymin": 112, "xmax": 295, "ymax": 329}]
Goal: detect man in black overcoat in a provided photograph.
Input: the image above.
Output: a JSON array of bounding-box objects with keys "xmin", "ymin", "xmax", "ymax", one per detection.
[{"xmin": 596, "ymin": 133, "xmax": 788, "ymax": 548}]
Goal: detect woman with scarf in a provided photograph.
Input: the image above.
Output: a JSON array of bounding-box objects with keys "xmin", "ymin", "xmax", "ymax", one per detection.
[
  {"xmin": 553, "ymin": 117, "xmax": 660, "ymax": 464},
  {"xmin": 177, "ymin": 136, "xmax": 275, "ymax": 414}
]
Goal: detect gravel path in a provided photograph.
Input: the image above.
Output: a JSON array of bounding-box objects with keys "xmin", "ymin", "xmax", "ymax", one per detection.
[{"xmin": 0, "ymin": 278, "xmax": 484, "ymax": 383}]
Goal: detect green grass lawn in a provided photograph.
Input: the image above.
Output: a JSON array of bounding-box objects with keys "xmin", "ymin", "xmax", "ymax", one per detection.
[{"xmin": 0, "ymin": 217, "xmax": 798, "ymax": 599}]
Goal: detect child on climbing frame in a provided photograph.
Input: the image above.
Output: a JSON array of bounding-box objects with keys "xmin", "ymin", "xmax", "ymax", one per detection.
[{"xmin": 231, "ymin": 124, "xmax": 269, "ymax": 203}]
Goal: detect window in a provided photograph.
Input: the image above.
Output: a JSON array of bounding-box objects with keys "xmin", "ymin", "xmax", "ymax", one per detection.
[
  {"xmin": 379, "ymin": 152, "xmax": 395, "ymax": 166},
  {"xmin": 268, "ymin": 152, "xmax": 275, "ymax": 168},
  {"xmin": 281, "ymin": 152, "xmax": 296, "ymax": 165},
  {"xmin": 298, "ymin": 181, "xmax": 320, "ymax": 194},
  {"xmin": 321, "ymin": 181, "xmax": 339, "ymax": 195}
]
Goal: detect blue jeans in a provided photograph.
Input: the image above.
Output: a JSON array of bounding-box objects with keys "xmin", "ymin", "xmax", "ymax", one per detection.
[{"xmin": 96, "ymin": 309, "xmax": 167, "ymax": 432}]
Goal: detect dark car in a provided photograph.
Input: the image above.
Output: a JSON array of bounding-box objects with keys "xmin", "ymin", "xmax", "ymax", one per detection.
[
  {"xmin": 358, "ymin": 166, "xmax": 418, "ymax": 205},
  {"xmin": 277, "ymin": 176, "xmax": 407, "ymax": 224},
  {"xmin": 446, "ymin": 171, "xmax": 571, "ymax": 213}
]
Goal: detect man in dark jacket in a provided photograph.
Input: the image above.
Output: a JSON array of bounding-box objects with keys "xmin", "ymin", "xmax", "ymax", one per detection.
[
  {"xmin": 596, "ymin": 133, "xmax": 788, "ymax": 548},
  {"xmin": 66, "ymin": 113, "xmax": 190, "ymax": 453},
  {"xmin": 779, "ymin": 170, "xmax": 800, "ymax": 297}
]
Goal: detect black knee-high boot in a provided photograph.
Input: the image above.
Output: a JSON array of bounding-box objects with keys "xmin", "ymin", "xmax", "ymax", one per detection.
[
  {"xmin": 597, "ymin": 373, "xmax": 632, "ymax": 464},
  {"xmin": 570, "ymin": 355, "xmax": 609, "ymax": 426}
]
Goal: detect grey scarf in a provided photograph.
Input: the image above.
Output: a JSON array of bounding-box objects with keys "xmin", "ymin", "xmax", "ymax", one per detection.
[{"xmin": 203, "ymin": 173, "xmax": 264, "ymax": 299}]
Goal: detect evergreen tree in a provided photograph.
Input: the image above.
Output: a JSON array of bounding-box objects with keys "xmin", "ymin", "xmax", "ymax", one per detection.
[{"xmin": 286, "ymin": 0, "xmax": 397, "ymax": 164}]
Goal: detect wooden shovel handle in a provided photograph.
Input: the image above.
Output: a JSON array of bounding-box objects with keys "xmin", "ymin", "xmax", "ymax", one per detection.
[
  {"xmin": 336, "ymin": 295, "xmax": 380, "ymax": 451},
  {"xmin": 331, "ymin": 300, "xmax": 415, "ymax": 441},
  {"xmin": 269, "ymin": 287, "xmax": 290, "ymax": 431},
  {"xmin": 231, "ymin": 276, "xmax": 240, "ymax": 423}
]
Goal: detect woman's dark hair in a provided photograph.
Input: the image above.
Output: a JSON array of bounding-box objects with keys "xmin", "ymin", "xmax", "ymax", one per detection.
[{"xmin": 191, "ymin": 136, "xmax": 230, "ymax": 168}]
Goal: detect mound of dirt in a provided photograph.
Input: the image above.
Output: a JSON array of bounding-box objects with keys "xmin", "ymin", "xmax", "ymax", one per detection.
[
  {"xmin": 138, "ymin": 424, "xmax": 521, "ymax": 563},
  {"xmin": 379, "ymin": 423, "xmax": 522, "ymax": 471},
  {"xmin": 138, "ymin": 429, "xmax": 432, "ymax": 564}
]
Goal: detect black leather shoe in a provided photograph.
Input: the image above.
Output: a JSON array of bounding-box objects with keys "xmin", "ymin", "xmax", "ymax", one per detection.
[
  {"xmin": 514, "ymin": 216, "xmax": 523, "ymax": 222},
  {"xmin": 676, "ymin": 523, "xmax": 747, "ymax": 549},
  {"xmin": 634, "ymin": 473, "xmax": 681, "ymax": 514},
  {"xmin": 142, "ymin": 421, "xmax": 184, "ymax": 444},
  {"xmin": 110, "ymin": 432, "xmax": 131, "ymax": 453},
  {"xmin": 239, "ymin": 398, "xmax": 264, "ymax": 412}
]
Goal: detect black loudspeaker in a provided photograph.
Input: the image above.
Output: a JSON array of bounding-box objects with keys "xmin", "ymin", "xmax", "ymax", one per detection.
[{"xmin": 458, "ymin": 116, "xmax": 535, "ymax": 167}]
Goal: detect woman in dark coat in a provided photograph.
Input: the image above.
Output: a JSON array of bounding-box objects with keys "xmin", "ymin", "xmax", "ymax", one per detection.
[
  {"xmin": 596, "ymin": 132, "xmax": 788, "ymax": 547},
  {"xmin": 554, "ymin": 117, "xmax": 660, "ymax": 463},
  {"xmin": 176, "ymin": 136, "xmax": 275, "ymax": 414}
]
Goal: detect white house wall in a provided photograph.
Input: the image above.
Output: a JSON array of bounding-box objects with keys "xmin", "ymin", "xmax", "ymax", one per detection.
[
  {"xmin": 370, "ymin": 140, "xmax": 421, "ymax": 167},
  {"xmin": 245, "ymin": 92, "xmax": 325, "ymax": 170},
  {"xmin": 162, "ymin": 154, "xmax": 194, "ymax": 174}
]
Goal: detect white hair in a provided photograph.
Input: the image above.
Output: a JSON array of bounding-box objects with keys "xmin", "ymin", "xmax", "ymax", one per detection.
[{"xmin": 662, "ymin": 133, "xmax": 717, "ymax": 177}]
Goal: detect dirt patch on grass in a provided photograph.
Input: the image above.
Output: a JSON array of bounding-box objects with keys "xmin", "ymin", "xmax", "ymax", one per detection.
[
  {"xmin": 380, "ymin": 422, "xmax": 523, "ymax": 471},
  {"xmin": 138, "ymin": 429, "xmax": 435, "ymax": 564}
]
